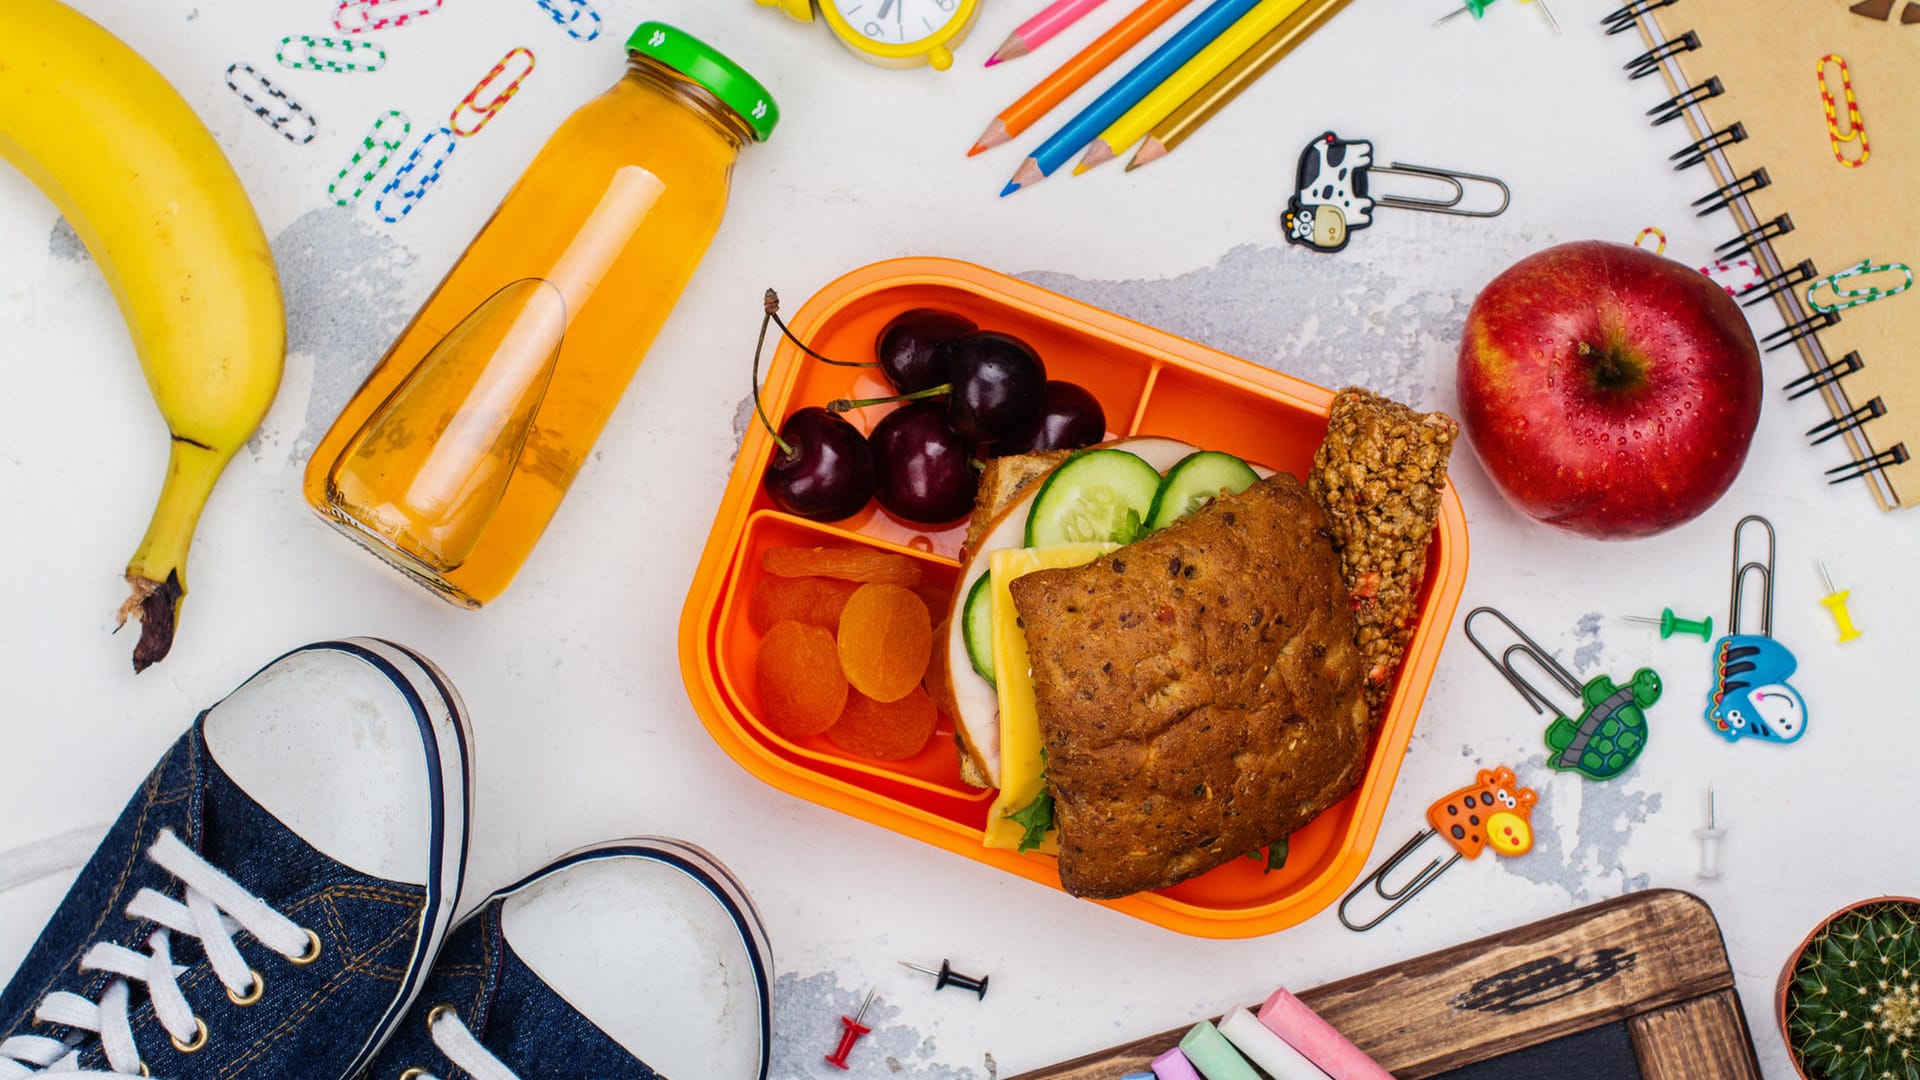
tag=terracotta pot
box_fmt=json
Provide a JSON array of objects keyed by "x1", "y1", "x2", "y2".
[{"x1": 1775, "y1": 895, "x2": 1920, "y2": 1080}]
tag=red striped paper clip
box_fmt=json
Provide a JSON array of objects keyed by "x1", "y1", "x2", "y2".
[
  {"x1": 334, "y1": 0, "x2": 444, "y2": 34},
  {"x1": 374, "y1": 126, "x2": 459, "y2": 223},
  {"x1": 1699, "y1": 256, "x2": 1762, "y2": 297},
  {"x1": 1817, "y1": 54, "x2": 1869, "y2": 168},
  {"x1": 534, "y1": 0, "x2": 602, "y2": 41},
  {"x1": 1634, "y1": 227, "x2": 1667, "y2": 255},
  {"x1": 330, "y1": 110, "x2": 412, "y2": 206},
  {"x1": 225, "y1": 63, "x2": 317, "y2": 145},
  {"x1": 450, "y1": 48, "x2": 536, "y2": 137},
  {"x1": 278, "y1": 35, "x2": 388, "y2": 73}
]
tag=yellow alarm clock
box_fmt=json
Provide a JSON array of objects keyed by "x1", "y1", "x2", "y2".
[{"x1": 756, "y1": 0, "x2": 981, "y2": 71}]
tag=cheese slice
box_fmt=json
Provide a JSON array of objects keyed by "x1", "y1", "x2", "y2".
[{"x1": 983, "y1": 543, "x2": 1116, "y2": 852}]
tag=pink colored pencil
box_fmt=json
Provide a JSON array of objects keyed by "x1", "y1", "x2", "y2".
[
  {"x1": 988, "y1": 0, "x2": 1114, "y2": 65},
  {"x1": 1257, "y1": 989, "x2": 1392, "y2": 1080}
]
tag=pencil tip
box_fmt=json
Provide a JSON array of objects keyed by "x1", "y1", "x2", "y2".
[
  {"x1": 984, "y1": 55, "x2": 1001, "y2": 68},
  {"x1": 968, "y1": 143, "x2": 986, "y2": 157},
  {"x1": 1131, "y1": 139, "x2": 1167, "y2": 170},
  {"x1": 1071, "y1": 163, "x2": 1088, "y2": 176},
  {"x1": 971, "y1": 119, "x2": 1010, "y2": 155},
  {"x1": 989, "y1": 35, "x2": 1028, "y2": 65},
  {"x1": 1000, "y1": 181, "x2": 1019, "y2": 198}
]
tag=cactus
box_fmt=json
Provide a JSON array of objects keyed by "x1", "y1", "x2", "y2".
[{"x1": 1785, "y1": 901, "x2": 1920, "y2": 1079}]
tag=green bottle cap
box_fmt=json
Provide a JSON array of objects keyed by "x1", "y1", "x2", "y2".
[{"x1": 625, "y1": 21, "x2": 779, "y2": 142}]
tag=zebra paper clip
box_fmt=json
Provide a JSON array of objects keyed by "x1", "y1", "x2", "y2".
[
  {"x1": 1465, "y1": 607, "x2": 1660, "y2": 781},
  {"x1": 1339, "y1": 766, "x2": 1537, "y2": 931},
  {"x1": 1705, "y1": 515, "x2": 1809, "y2": 744},
  {"x1": 1282, "y1": 131, "x2": 1511, "y2": 253}
]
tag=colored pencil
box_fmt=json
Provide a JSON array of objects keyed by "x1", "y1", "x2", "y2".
[
  {"x1": 970, "y1": 0, "x2": 1198, "y2": 156},
  {"x1": 1127, "y1": 0, "x2": 1355, "y2": 170},
  {"x1": 1000, "y1": 0, "x2": 1262, "y2": 196},
  {"x1": 988, "y1": 0, "x2": 1114, "y2": 66},
  {"x1": 1075, "y1": 0, "x2": 1307, "y2": 173}
]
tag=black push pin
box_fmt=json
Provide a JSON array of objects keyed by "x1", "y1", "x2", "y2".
[{"x1": 899, "y1": 959, "x2": 989, "y2": 1000}]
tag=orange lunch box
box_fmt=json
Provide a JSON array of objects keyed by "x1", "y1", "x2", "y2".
[{"x1": 677, "y1": 258, "x2": 1469, "y2": 938}]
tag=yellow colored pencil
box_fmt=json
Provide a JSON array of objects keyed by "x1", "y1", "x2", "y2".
[
  {"x1": 1073, "y1": 0, "x2": 1309, "y2": 173},
  {"x1": 1128, "y1": 0, "x2": 1355, "y2": 170}
]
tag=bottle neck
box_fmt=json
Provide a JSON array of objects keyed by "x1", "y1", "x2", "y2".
[{"x1": 623, "y1": 55, "x2": 756, "y2": 151}]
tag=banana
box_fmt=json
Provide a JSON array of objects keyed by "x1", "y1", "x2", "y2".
[{"x1": 0, "y1": 0, "x2": 285, "y2": 671}]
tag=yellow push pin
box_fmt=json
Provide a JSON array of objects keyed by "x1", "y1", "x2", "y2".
[{"x1": 1818, "y1": 561, "x2": 1861, "y2": 643}]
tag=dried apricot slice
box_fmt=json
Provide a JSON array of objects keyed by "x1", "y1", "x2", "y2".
[
  {"x1": 755, "y1": 620, "x2": 848, "y2": 739},
  {"x1": 748, "y1": 575, "x2": 861, "y2": 633},
  {"x1": 828, "y1": 687, "x2": 939, "y2": 761},
  {"x1": 837, "y1": 583, "x2": 932, "y2": 703},
  {"x1": 763, "y1": 545, "x2": 923, "y2": 586}
]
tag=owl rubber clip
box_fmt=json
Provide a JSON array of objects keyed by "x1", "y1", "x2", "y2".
[
  {"x1": 1339, "y1": 766, "x2": 1538, "y2": 931},
  {"x1": 1282, "y1": 131, "x2": 1511, "y2": 253},
  {"x1": 1706, "y1": 515, "x2": 1810, "y2": 745}
]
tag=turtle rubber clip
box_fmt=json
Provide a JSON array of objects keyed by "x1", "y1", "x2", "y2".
[
  {"x1": 825, "y1": 988, "x2": 876, "y2": 1070},
  {"x1": 901, "y1": 959, "x2": 989, "y2": 1000},
  {"x1": 1704, "y1": 516, "x2": 1809, "y2": 744},
  {"x1": 1465, "y1": 607, "x2": 1661, "y2": 781},
  {"x1": 1339, "y1": 766, "x2": 1538, "y2": 931}
]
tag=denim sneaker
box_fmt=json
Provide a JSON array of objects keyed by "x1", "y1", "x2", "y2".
[
  {"x1": 0, "y1": 639, "x2": 473, "y2": 1078},
  {"x1": 363, "y1": 839, "x2": 773, "y2": 1080}
]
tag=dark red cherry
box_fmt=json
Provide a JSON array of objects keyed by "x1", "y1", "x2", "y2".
[
  {"x1": 944, "y1": 331, "x2": 1046, "y2": 442},
  {"x1": 870, "y1": 402, "x2": 978, "y2": 524},
  {"x1": 990, "y1": 380, "x2": 1107, "y2": 455},
  {"x1": 876, "y1": 309, "x2": 977, "y2": 395},
  {"x1": 763, "y1": 407, "x2": 876, "y2": 521}
]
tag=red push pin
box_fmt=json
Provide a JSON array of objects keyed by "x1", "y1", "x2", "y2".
[{"x1": 825, "y1": 987, "x2": 877, "y2": 1070}]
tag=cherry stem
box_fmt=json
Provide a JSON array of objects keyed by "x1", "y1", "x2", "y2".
[
  {"x1": 752, "y1": 289, "x2": 793, "y2": 457},
  {"x1": 828, "y1": 384, "x2": 949, "y2": 413},
  {"x1": 768, "y1": 307, "x2": 872, "y2": 368}
]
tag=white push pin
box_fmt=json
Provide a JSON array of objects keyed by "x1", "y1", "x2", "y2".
[{"x1": 1695, "y1": 786, "x2": 1725, "y2": 879}]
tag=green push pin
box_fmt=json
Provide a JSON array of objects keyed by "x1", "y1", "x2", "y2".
[
  {"x1": 1623, "y1": 608, "x2": 1713, "y2": 641},
  {"x1": 1433, "y1": 0, "x2": 1560, "y2": 31}
]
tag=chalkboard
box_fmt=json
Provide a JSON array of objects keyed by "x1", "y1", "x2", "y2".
[
  {"x1": 1432, "y1": 1021, "x2": 1643, "y2": 1080},
  {"x1": 1012, "y1": 890, "x2": 1758, "y2": 1080}
]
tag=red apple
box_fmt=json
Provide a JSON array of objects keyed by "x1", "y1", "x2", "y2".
[{"x1": 1457, "y1": 241, "x2": 1762, "y2": 539}]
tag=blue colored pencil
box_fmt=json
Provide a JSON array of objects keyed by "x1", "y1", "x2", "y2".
[{"x1": 1000, "y1": 0, "x2": 1263, "y2": 196}]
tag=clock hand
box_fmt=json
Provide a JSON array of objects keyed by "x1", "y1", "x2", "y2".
[{"x1": 877, "y1": 0, "x2": 896, "y2": 17}]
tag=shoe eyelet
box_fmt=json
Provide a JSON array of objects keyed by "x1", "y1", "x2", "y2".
[
  {"x1": 170, "y1": 1017, "x2": 209, "y2": 1054},
  {"x1": 398, "y1": 1069, "x2": 432, "y2": 1080},
  {"x1": 290, "y1": 928, "x2": 322, "y2": 966},
  {"x1": 227, "y1": 970, "x2": 264, "y2": 1006},
  {"x1": 138, "y1": 1066, "x2": 149, "y2": 1078},
  {"x1": 425, "y1": 1003, "x2": 456, "y2": 1028}
]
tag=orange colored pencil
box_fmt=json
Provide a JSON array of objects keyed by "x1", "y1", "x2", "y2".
[{"x1": 969, "y1": 0, "x2": 1199, "y2": 157}]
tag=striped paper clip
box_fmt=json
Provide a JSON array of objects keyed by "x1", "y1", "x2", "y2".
[
  {"x1": 225, "y1": 63, "x2": 317, "y2": 145},
  {"x1": 1634, "y1": 227, "x2": 1668, "y2": 255},
  {"x1": 1817, "y1": 54, "x2": 1869, "y2": 168},
  {"x1": 334, "y1": 0, "x2": 444, "y2": 34},
  {"x1": 374, "y1": 126, "x2": 458, "y2": 223},
  {"x1": 330, "y1": 110, "x2": 412, "y2": 206},
  {"x1": 1806, "y1": 259, "x2": 1912, "y2": 313},
  {"x1": 450, "y1": 47, "x2": 536, "y2": 137},
  {"x1": 278, "y1": 35, "x2": 388, "y2": 73},
  {"x1": 1700, "y1": 256, "x2": 1762, "y2": 297},
  {"x1": 534, "y1": 0, "x2": 602, "y2": 41}
]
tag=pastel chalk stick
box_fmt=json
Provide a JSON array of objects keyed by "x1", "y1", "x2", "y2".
[
  {"x1": 1218, "y1": 1006, "x2": 1331, "y2": 1079},
  {"x1": 1124, "y1": 1074, "x2": 1158, "y2": 1080},
  {"x1": 1258, "y1": 987, "x2": 1394, "y2": 1080},
  {"x1": 1152, "y1": 1047, "x2": 1204, "y2": 1080},
  {"x1": 1178, "y1": 1021, "x2": 1263, "y2": 1080}
]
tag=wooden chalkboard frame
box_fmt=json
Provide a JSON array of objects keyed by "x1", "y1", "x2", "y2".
[{"x1": 1013, "y1": 889, "x2": 1762, "y2": 1079}]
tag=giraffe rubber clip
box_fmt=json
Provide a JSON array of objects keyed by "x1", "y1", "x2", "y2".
[
  {"x1": 1464, "y1": 607, "x2": 1661, "y2": 781},
  {"x1": 1705, "y1": 515, "x2": 1809, "y2": 744},
  {"x1": 1338, "y1": 767, "x2": 1538, "y2": 931},
  {"x1": 1283, "y1": 131, "x2": 1510, "y2": 253}
]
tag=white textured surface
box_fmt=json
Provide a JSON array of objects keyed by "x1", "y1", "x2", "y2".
[{"x1": 1, "y1": 1, "x2": 1912, "y2": 1076}]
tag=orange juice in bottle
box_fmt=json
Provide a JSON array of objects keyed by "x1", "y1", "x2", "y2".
[{"x1": 304, "y1": 22, "x2": 776, "y2": 606}]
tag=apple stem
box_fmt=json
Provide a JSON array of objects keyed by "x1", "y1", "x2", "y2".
[
  {"x1": 827, "y1": 384, "x2": 949, "y2": 413},
  {"x1": 752, "y1": 289, "x2": 794, "y2": 458}
]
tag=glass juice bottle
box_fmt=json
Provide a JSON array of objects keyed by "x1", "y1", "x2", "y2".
[{"x1": 304, "y1": 22, "x2": 777, "y2": 606}]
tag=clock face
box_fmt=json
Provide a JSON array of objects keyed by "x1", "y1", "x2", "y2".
[{"x1": 827, "y1": 0, "x2": 961, "y2": 45}]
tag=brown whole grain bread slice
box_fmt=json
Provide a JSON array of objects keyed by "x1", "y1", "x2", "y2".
[
  {"x1": 1008, "y1": 475, "x2": 1369, "y2": 900},
  {"x1": 1307, "y1": 387, "x2": 1459, "y2": 717}
]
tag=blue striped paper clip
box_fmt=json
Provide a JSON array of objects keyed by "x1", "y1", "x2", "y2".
[
  {"x1": 374, "y1": 126, "x2": 458, "y2": 223},
  {"x1": 534, "y1": 0, "x2": 602, "y2": 41}
]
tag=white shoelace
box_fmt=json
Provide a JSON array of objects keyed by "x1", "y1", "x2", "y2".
[
  {"x1": 0, "y1": 828, "x2": 314, "y2": 1079},
  {"x1": 420, "y1": 1007, "x2": 519, "y2": 1080}
]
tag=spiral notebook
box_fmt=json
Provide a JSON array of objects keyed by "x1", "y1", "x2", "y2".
[{"x1": 1605, "y1": 0, "x2": 1919, "y2": 509}]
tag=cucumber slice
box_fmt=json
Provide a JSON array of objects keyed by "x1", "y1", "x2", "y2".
[
  {"x1": 1023, "y1": 449, "x2": 1163, "y2": 547},
  {"x1": 962, "y1": 572, "x2": 996, "y2": 687},
  {"x1": 1146, "y1": 451, "x2": 1260, "y2": 531}
]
